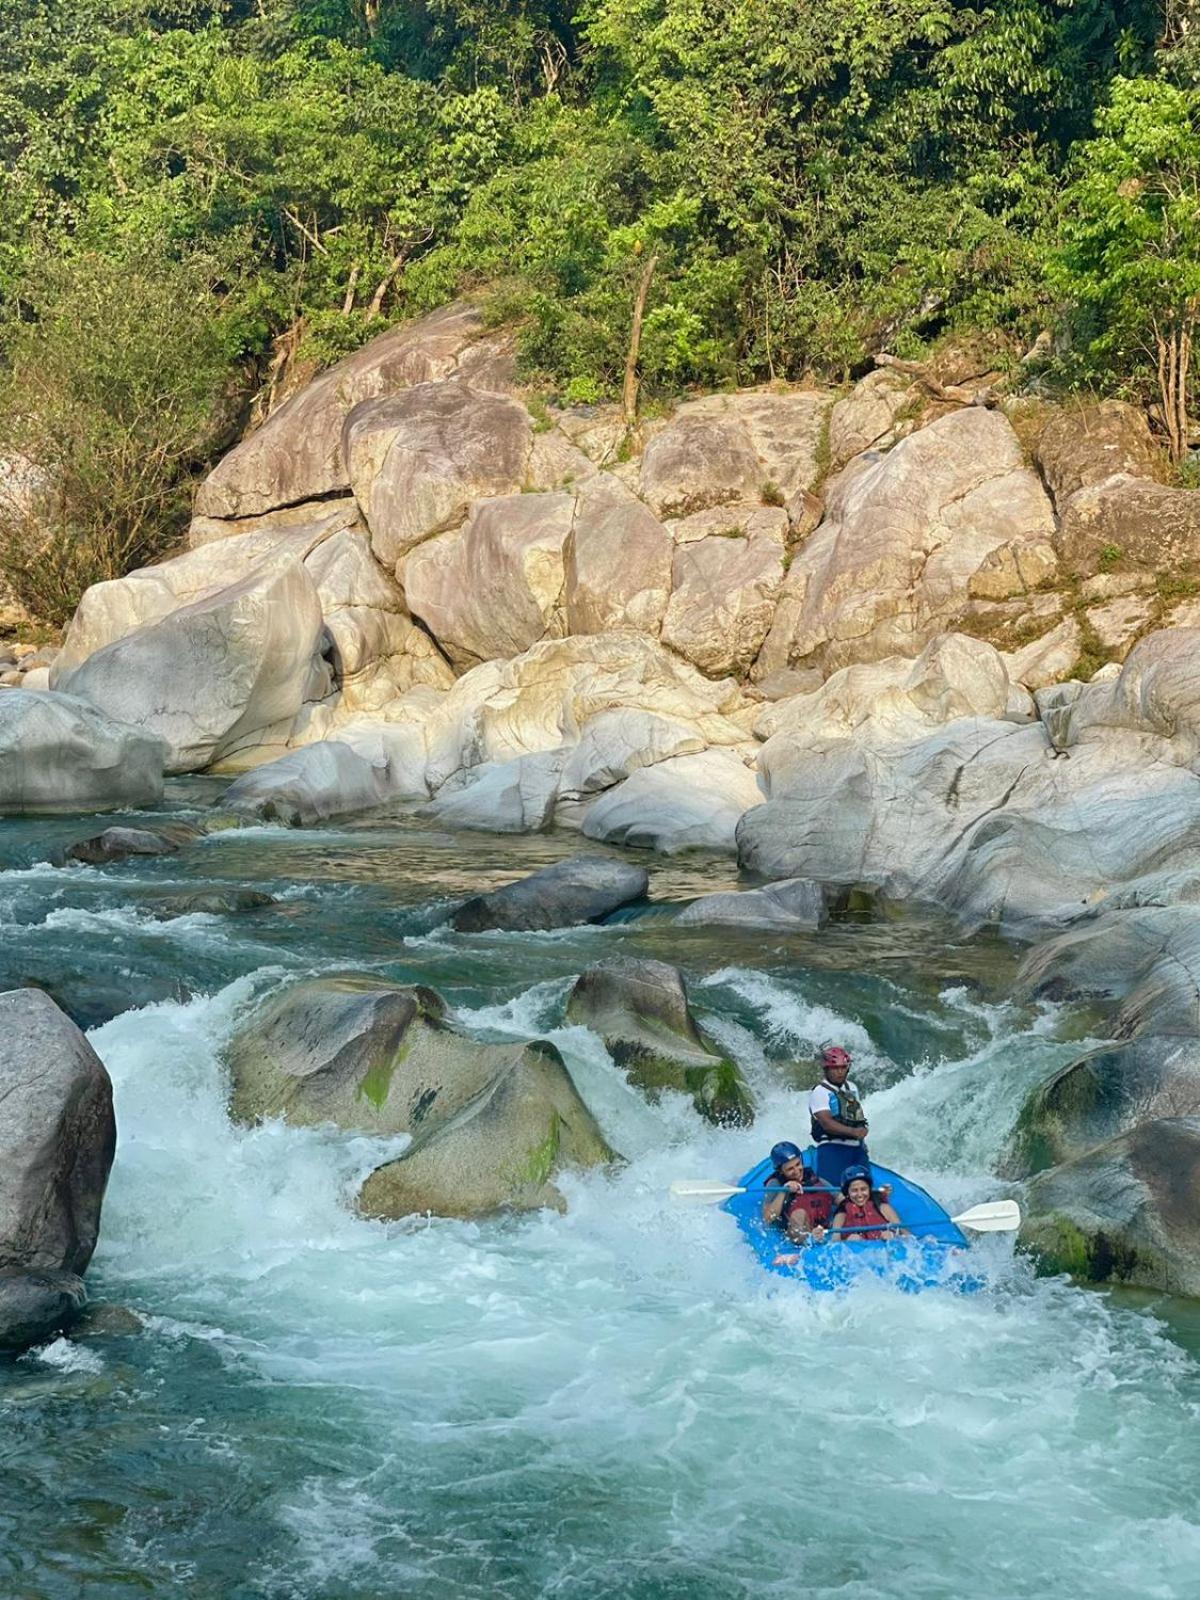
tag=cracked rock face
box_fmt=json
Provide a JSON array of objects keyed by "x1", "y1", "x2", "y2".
[{"x1": 756, "y1": 408, "x2": 1056, "y2": 676}]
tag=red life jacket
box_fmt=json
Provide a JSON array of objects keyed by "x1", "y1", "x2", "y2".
[
  {"x1": 840, "y1": 1197, "x2": 890, "y2": 1240},
  {"x1": 767, "y1": 1172, "x2": 835, "y2": 1230}
]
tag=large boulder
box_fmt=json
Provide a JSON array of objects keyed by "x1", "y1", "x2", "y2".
[
  {"x1": 0, "y1": 690, "x2": 165, "y2": 815},
  {"x1": 221, "y1": 739, "x2": 393, "y2": 826},
  {"x1": 754, "y1": 408, "x2": 1057, "y2": 675},
  {"x1": 1046, "y1": 628, "x2": 1200, "y2": 769},
  {"x1": 65, "y1": 823, "x2": 202, "y2": 865},
  {"x1": 827, "y1": 369, "x2": 918, "y2": 471},
  {"x1": 424, "y1": 750, "x2": 565, "y2": 834},
  {"x1": 357, "y1": 1039, "x2": 615, "y2": 1219},
  {"x1": 450, "y1": 856, "x2": 649, "y2": 933},
  {"x1": 1020, "y1": 1117, "x2": 1200, "y2": 1296},
  {"x1": 194, "y1": 303, "x2": 501, "y2": 520},
  {"x1": 565, "y1": 958, "x2": 753, "y2": 1125},
  {"x1": 582, "y1": 748, "x2": 762, "y2": 854},
  {"x1": 345, "y1": 379, "x2": 533, "y2": 569},
  {"x1": 55, "y1": 560, "x2": 326, "y2": 773},
  {"x1": 1034, "y1": 401, "x2": 1158, "y2": 509},
  {"x1": 229, "y1": 976, "x2": 527, "y2": 1137},
  {"x1": 563, "y1": 477, "x2": 673, "y2": 637},
  {"x1": 661, "y1": 507, "x2": 788, "y2": 678},
  {"x1": 1004, "y1": 1037, "x2": 1200, "y2": 1177},
  {"x1": 1057, "y1": 475, "x2": 1200, "y2": 578},
  {"x1": 0, "y1": 989, "x2": 115, "y2": 1280},
  {"x1": 640, "y1": 391, "x2": 830, "y2": 518},
  {"x1": 402, "y1": 492, "x2": 573, "y2": 667}
]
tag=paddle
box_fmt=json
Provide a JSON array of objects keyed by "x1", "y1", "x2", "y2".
[
  {"x1": 669, "y1": 1181, "x2": 1021, "y2": 1234},
  {"x1": 670, "y1": 1180, "x2": 833, "y2": 1202}
]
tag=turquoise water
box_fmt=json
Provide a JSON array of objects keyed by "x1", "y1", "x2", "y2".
[{"x1": 1, "y1": 786, "x2": 1198, "y2": 1599}]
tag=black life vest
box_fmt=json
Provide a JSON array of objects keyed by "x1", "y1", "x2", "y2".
[{"x1": 810, "y1": 1080, "x2": 867, "y2": 1144}]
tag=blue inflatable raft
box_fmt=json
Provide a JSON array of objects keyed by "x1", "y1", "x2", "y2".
[{"x1": 724, "y1": 1154, "x2": 984, "y2": 1294}]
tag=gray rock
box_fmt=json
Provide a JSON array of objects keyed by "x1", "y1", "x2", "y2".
[
  {"x1": 581, "y1": 749, "x2": 763, "y2": 854},
  {"x1": 1020, "y1": 1117, "x2": 1200, "y2": 1296},
  {"x1": 0, "y1": 1269, "x2": 87, "y2": 1353},
  {"x1": 144, "y1": 888, "x2": 276, "y2": 918},
  {"x1": 450, "y1": 856, "x2": 649, "y2": 933},
  {"x1": 426, "y1": 751, "x2": 565, "y2": 834},
  {"x1": 675, "y1": 877, "x2": 827, "y2": 931},
  {"x1": 56, "y1": 561, "x2": 326, "y2": 774},
  {"x1": 564, "y1": 479, "x2": 673, "y2": 637},
  {"x1": 1004, "y1": 1036, "x2": 1200, "y2": 1177},
  {"x1": 227, "y1": 976, "x2": 526, "y2": 1139},
  {"x1": 222, "y1": 739, "x2": 393, "y2": 826},
  {"x1": 0, "y1": 690, "x2": 165, "y2": 815},
  {"x1": 1034, "y1": 400, "x2": 1158, "y2": 508},
  {"x1": 357, "y1": 1038, "x2": 615, "y2": 1219},
  {"x1": 565, "y1": 957, "x2": 753, "y2": 1125},
  {"x1": 0, "y1": 989, "x2": 115, "y2": 1276},
  {"x1": 65, "y1": 823, "x2": 200, "y2": 866}
]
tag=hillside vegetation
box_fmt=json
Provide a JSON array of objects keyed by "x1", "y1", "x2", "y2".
[{"x1": 0, "y1": 0, "x2": 1197, "y2": 618}]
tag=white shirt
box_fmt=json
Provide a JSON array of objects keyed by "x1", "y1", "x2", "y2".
[{"x1": 808, "y1": 1079, "x2": 862, "y2": 1145}]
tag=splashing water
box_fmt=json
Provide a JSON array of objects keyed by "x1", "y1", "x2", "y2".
[{"x1": 0, "y1": 805, "x2": 1197, "y2": 1598}]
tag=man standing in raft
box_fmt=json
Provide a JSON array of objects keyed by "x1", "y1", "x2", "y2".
[{"x1": 807, "y1": 1045, "x2": 870, "y2": 1189}]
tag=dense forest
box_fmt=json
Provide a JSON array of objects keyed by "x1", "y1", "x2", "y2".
[{"x1": 1, "y1": 0, "x2": 1198, "y2": 618}]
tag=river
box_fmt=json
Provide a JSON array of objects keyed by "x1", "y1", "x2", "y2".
[{"x1": 2, "y1": 784, "x2": 1198, "y2": 1599}]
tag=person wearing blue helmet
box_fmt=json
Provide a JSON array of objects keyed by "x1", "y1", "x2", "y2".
[
  {"x1": 761, "y1": 1141, "x2": 839, "y2": 1241},
  {"x1": 831, "y1": 1165, "x2": 904, "y2": 1240}
]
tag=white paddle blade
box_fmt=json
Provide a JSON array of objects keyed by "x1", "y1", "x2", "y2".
[
  {"x1": 669, "y1": 1179, "x2": 746, "y2": 1204},
  {"x1": 952, "y1": 1199, "x2": 1021, "y2": 1233}
]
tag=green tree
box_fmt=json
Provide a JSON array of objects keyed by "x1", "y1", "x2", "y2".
[{"x1": 1057, "y1": 74, "x2": 1200, "y2": 461}]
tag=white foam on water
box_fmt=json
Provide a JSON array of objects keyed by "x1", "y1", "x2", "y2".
[
  {"x1": 36, "y1": 955, "x2": 1198, "y2": 1599},
  {"x1": 23, "y1": 1336, "x2": 106, "y2": 1376}
]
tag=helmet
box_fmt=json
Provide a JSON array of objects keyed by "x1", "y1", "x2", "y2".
[
  {"x1": 821, "y1": 1045, "x2": 852, "y2": 1068},
  {"x1": 770, "y1": 1141, "x2": 804, "y2": 1171},
  {"x1": 841, "y1": 1164, "x2": 872, "y2": 1190}
]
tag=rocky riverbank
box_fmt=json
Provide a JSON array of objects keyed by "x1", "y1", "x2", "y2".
[{"x1": 4, "y1": 299, "x2": 1200, "y2": 1305}]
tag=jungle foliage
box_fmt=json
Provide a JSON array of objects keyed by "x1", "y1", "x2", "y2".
[{"x1": 0, "y1": 2, "x2": 1197, "y2": 616}]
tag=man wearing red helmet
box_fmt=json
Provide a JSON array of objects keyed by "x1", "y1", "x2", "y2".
[{"x1": 807, "y1": 1045, "x2": 870, "y2": 1189}]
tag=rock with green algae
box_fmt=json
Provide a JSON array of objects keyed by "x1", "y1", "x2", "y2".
[
  {"x1": 1019, "y1": 1116, "x2": 1200, "y2": 1297},
  {"x1": 565, "y1": 956, "x2": 754, "y2": 1127},
  {"x1": 1003, "y1": 1036, "x2": 1200, "y2": 1179},
  {"x1": 358, "y1": 1040, "x2": 616, "y2": 1220}
]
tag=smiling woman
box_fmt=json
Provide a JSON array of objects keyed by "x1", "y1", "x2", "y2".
[{"x1": 0, "y1": 800, "x2": 1198, "y2": 1598}]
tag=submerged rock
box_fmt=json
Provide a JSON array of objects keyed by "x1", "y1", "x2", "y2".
[
  {"x1": 1020, "y1": 1117, "x2": 1200, "y2": 1297},
  {"x1": 144, "y1": 888, "x2": 276, "y2": 918},
  {"x1": 565, "y1": 957, "x2": 754, "y2": 1126},
  {"x1": 675, "y1": 877, "x2": 827, "y2": 932},
  {"x1": 450, "y1": 856, "x2": 649, "y2": 933},
  {"x1": 65, "y1": 823, "x2": 201, "y2": 866},
  {"x1": 0, "y1": 1268, "x2": 87, "y2": 1354},
  {"x1": 0, "y1": 690, "x2": 165, "y2": 815},
  {"x1": 0, "y1": 990, "x2": 115, "y2": 1286},
  {"x1": 357, "y1": 1039, "x2": 615, "y2": 1219}
]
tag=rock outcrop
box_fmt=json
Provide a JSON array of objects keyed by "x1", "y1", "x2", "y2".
[
  {"x1": 675, "y1": 877, "x2": 827, "y2": 931},
  {"x1": 0, "y1": 690, "x2": 165, "y2": 815},
  {"x1": 358, "y1": 1039, "x2": 615, "y2": 1220},
  {"x1": 565, "y1": 957, "x2": 753, "y2": 1125},
  {"x1": 1020, "y1": 1117, "x2": 1200, "y2": 1297},
  {"x1": 0, "y1": 990, "x2": 116, "y2": 1352}
]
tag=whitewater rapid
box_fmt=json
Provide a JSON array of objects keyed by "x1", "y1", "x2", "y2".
[{"x1": 2, "y1": 806, "x2": 1199, "y2": 1599}]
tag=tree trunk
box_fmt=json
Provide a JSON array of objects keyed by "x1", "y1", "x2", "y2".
[
  {"x1": 622, "y1": 252, "x2": 658, "y2": 426},
  {"x1": 1156, "y1": 318, "x2": 1193, "y2": 463}
]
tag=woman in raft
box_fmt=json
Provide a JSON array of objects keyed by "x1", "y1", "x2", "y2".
[{"x1": 830, "y1": 1165, "x2": 906, "y2": 1241}]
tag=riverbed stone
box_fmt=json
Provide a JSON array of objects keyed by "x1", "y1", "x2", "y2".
[
  {"x1": 194, "y1": 302, "x2": 494, "y2": 520},
  {"x1": 1020, "y1": 1116, "x2": 1200, "y2": 1296},
  {"x1": 581, "y1": 748, "x2": 763, "y2": 854},
  {"x1": 565, "y1": 957, "x2": 753, "y2": 1125},
  {"x1": 0, "y1": 690, "x2": 165, "y2": 815},
  {"x1": 65, "y1": 824, "x2": 201, "y2": 866},
  {"x1": 56, "y1": 561, "x2": 326, "y2": 774},
  {"x1": 357, "y1": 1039, "x2": 615, "y2": 1219},
  {"x1": 425, "y1": 750, "x2": 565, "y2": 834},
  {"x1": 402, "y1": 491, "x2": 573, "y2": 667},
  {"x1": 1004, "y1": 1037, "x2": 1200, "y2": 1178},
  {"x1": 675, "y1": 877, "x2": 827, "y2": 932},
  {"x1": 346, "y1": 379, "x2": 533, "y2": 569},
  {"x1": 221, "y1": 739, "x2": 394, "y2": 826},
  {"x1": 0, "y1": 989, "x2": 115, "y2": 1279},
  {"x1": 227, "y1": 976, "x2": 530, "y2": 1138},
  {"x1": 0, "y1": 1269, "x2": 87, "y2": 1354},
  {"x1": 450, "y1": 855, "x2": 649, "y2": 933}
]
